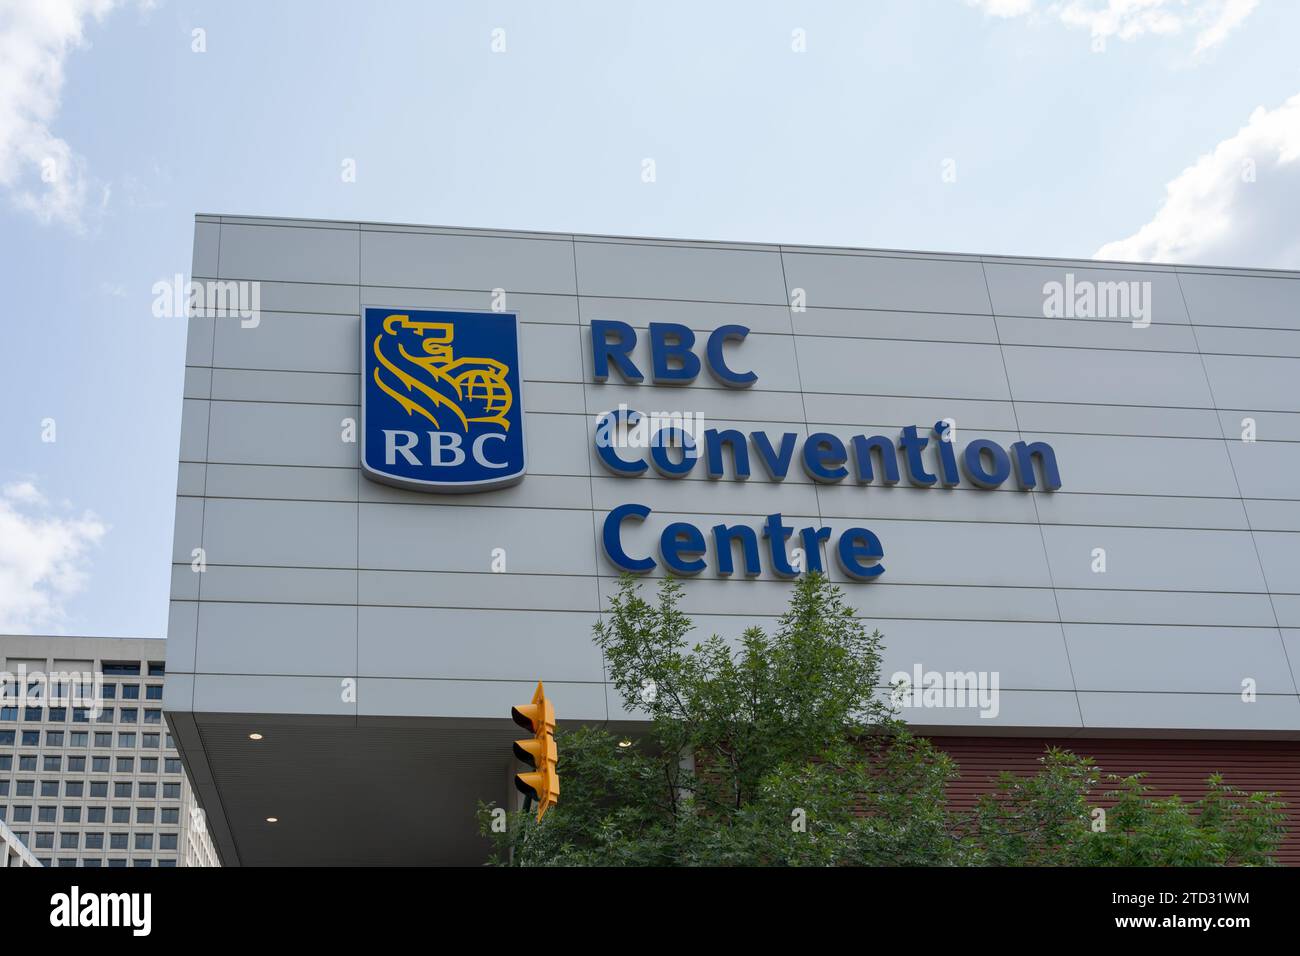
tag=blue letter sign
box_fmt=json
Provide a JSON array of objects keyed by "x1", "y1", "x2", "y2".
[{"x1": 361, "y1": 306, "x2": 526, "y2": 491}]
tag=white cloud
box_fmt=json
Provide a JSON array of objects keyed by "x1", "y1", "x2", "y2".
[
  {"x1": 965, "y1": 0, "x2": 1258, "y2": 53},
  {"x1": 1096, "y1": 92, "x2": 1300, "y2": 267},
  {"x1": 0, "y1": 481, "x2": 106, "y2": 632},
  {"x1": 0, "y1": 0, "x2": 122, "y2": 230}
]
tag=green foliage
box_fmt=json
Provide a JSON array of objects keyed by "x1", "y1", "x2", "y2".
[{"x1": 480, "y1": 573, "x2": 1287, "y2": 867}]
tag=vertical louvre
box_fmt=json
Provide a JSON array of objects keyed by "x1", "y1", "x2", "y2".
[{"x1": 931, "y1": 737, "x2": 1300, "y2": 866}]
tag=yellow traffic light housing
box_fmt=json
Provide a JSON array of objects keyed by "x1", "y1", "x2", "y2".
[{"x1": 512, "y1": 681, "x2": 559, "y2": 821}]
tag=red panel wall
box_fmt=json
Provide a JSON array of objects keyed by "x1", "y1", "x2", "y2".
[{"x1": 930, "y1": 737, "x2": 1300, "y2": 866}]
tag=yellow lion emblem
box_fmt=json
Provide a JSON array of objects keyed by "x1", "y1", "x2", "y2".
[{"x1": 371, "y1": 314, "x2": 513, "y2": 431}]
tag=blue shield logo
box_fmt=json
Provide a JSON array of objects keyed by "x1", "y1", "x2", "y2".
[{"x1": 361, "y1": 307, "x2": 526, "y2": 491}]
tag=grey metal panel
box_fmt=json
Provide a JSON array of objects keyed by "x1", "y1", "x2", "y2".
[
  {"x1": 359, "y1": 570, "x2": 598, "y2": 612},
  {"x1": 896, "y1": 690, "x2": 1083, "y2": 731},
  {"x1": 183, "y1": 366, "x2": 211, "y2": 399},
  {"x1": 588, "y1": 382, "x2": 807, "y2": 426},
  {"x1": 801, "y1": 393, "x2": 1019, "y2": 432},
  {"x1": 1193, "y1": 325, "x2": 1300, "y2": 358},
  {"x1": 214, "y1": 312, "x2": 358, "y2": 374},
  {"x1": 1076, "y1": 691, "x2": 1300, "y2": 732},
  {"x1": 171, "y1": 497, "x2": 203, "y2": 563},
  {"x1": 358, "y1": 607, "x2": 604, "y2": 681},
  {"x1": 179, "y1": 399, "x2": 210, "y2": 462},
  {"x1": 192, "y1": 675, "x2": 355, "y2": 716},
  {"x1": 590, "y1": 473, "x2": 821, "y2": 516},
  {"x1": 1282, "y1": 631, "x2": 1300, "y2": 689},
  {"x1": 359, "y1": 230, "x2": 577, "y2": 294},
  {"x1": 875, "y1": 619, "x2": 1076, "y2": 690},
  {"x1": 1065, "y1": 624, "x2": 1296, "y2": 694},
  {"x1": 1227, "y1": 441, "x2": 1300, "y2": 500},
  {"x1": 794, "y1": 336, "x2": 1012, "y2": 400},
  {"x1": 217, "y1": 223, "x2": 359, "y2": 285},
  {"x1": 1218, "y1": 409, "x2": 1300, "y2": 442},
  {"x1": 255, "y1": 280, "x2": 360, "y2": 315},
  {"x1": 201, "y1": 498, "x2": 358, "y2": 569},
  {"x1": 815, "y1": 483, "x2": 1038, "y2": 525},
  {"x1": 1244, "y1": 499, "x2": 1300, "y2": 533},
  {"x1": 520, "y1": 322, "x2": 585, "y2": 382},
  {"x1": 355, "y1": 677, "x2": 606, "y2": 720},
  {"x1": 1042, "y1": 525, "x2": 1268, "y2": 592},
  {"x1": 161, "y1": 673, "x2": 194, "y2": 715},
  {"x1": 1252, "y1": 531, "x2": 1300, "y2": 594},
  {"x1": 185, "y1": 315, "x2": 215, "y2": 367},
  {"x1": 983, "y1": 261, "x2": 1189, "y2": 323},
  {"x1": 193, "y1": 566, "x2": 359, "y2": 606},
  {"x1": 794, "y1": 307, "x2": 998, "y2": 344},
  {"x1": 1034, "y1": 433, "x2": 1238, "y2": 498},
  {"x1": 360, "y1": 472, "x2": 592, "y2": 510},
  {"x1": 995, "y1": 315, "x2": 1196, "y2": 352},
  {"x1": 207, "y1": 401, "x2": 355, "y2": 468},
  {"x1": 575, "y1": 240, "x2": 787, "y2": 303},
  {"x1": 361, "y1": 287, "x2": 579, "y2": 325},
  {"x1": 1179, "y1": 270, "x2": 1300, "y2": 330},
  {"x1": 1033, "y1": 493, "x2": 1249, "y2": 531},
  {"x1": 1055, "y1": 589, "x2": 1279, "y2": 628},
  {"x1": 170, "y1": 564, "x2": 199, "y2": 601},
  {"x1": 781, "y1": 252, "x2": 990, "y2": 314},
  {"x1": 1276, "y1": 600, "x2": 1300, "y2": 628},
  {"x1": 1014, "y1": 401, "x2": 1222, "y2": 439},
  {"x1": 192, "y1": 221, "x2": 220, "y2": 279},
  {"x1": 206, "y1": 463, "x2": 358, "y2": 503},
  {"x1": 210, "y1": 369, "x2": 356, "y2": 405},
  {"x1": 177, "y1": 462, "x2": 205, "y2": 497},
  {"x1": 166, "y1": 601, "x2": 198, "y2": 673},
  {"x1": 1202, "y1": 354, "x2": 1300, "y2": 412},
  {"x1": 358, "y1": 502, "x2": 597, "y2": 575},
  {"x1": 196, "y1": 602, "x2": 357, "y2": 676},
  {"x1": 1002, "y1": 345, "x2": 1214, "y2": 407}
]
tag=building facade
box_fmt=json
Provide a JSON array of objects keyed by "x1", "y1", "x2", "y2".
[
  {"x1": 1, "y1": 817, "x2": 38, "y2": 868},
  {"x1": 166, "y1": 214, "x2": 1300, "y2": 865},
  {"x1": 0, "y1": 635, "x2": 218, "y2": 867}
]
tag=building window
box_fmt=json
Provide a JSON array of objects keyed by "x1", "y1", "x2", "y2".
[
  {"x1": 35, "y1": 832, "x2": 53, "y2": 849},
  {"x1": 121, "y1": 684, "x2": 140, "y2": 700},
  {"x1": 85, "y1": 833, "x2": 104, "y2": 849},
  {"x1": 60, "y1": 833, "x2": 78, "y2": 849},
  {"x1": 116, "y1": 757, "x2": 134, "y2": 773},
  {"x1": 0, "y1": 781, "x2": 7, "y2": 797},
  {"x1": 163, "y1": 783, "x2": 180, "y2": 799},
  {"x1": 113, "y1": 782, "x2": 132, "y2": 798},
  {"x1": 58, "y1": 859, "x2": 77, "y2": 867},
  {"x1": 0, "y1": 730, "x2": 13, "y2": 745},
  {"x1": 89, "y1": 780, "x2": 108, "y2": 798},
  {"x1": 40, "y1": 781, "x2": 58, "y2": 797},
  {"x1": 139, "y1": 782, "x2": 157, "y2": 798},
  {"x1": 143, "y1": 709, "x2": 161, "y2": 725},
  {"x1": 143, "y1": 733, "x2": 160, "y2": 749},
  {"x1": 87, "y1": 807, "x2": 105, "y2": 823},
  {"x1": 18, "y1": 755, "x2": 36, "y2": 771},
  {"x1": 83, "y1": 860, "x2": 102, "y2": 868},
  {"x1": 159, "y1": 834, "x2": 178, "y2": 850},
  {"x1": 94, "y1": 733, "x2": 111, "y2": 747},
  {"x1": 65, "y1": 782, "x2": 84, "y2": 798},
  {"x1": 37, "y1": 806, "x2": 56, "y2": 823},
  {"x1": 70, "y1": 732, "x2": 88, "y2": 747},
  {"x1": 165, "y1": 758, "x2": 181, "y2": 774},
  {"x1": 160, "y1": 808, "x2": 179, "y2": 824},
  {"x1": 134, "y1": 833, "x2": 153, "y2": 850},
  {"x1": 137, "y1": 808, "x2": 155, "y2": 824},
  {"x1": 11, "y1": 806, "x2": 31, "y2": 823},
  {"x1": 62, "y1": 806, "x2": 81, "y2": 823},
  {"x1": 0, "y1": 756, "x2": 10, "y2": 771},
  {"x1": 158, "y1": 859, "x2": 176, "y2": 867},
  {"x1": 117, "y1": 733, "x2": 136, "y2": 748},
  {"x1": 140, "y1": 758, "x2": 158, "y2": 774},
  {"x1": 42, "y1": 756, "x2": 61, "y2": 772},
  {"x1": 109, "y1": 833, "x2": 128, "y2": 850},
  {"x1": 102, "y1": 663, "x2": 140, "y2": 676},
  {"x1": 67, "y1": 757, "x2": 85, "y2": 772},
  {"x1": 16, "y1": 780, "x2": 33, "y2": 797},
  {"x1": 111, "y1": 807, "x2": 129, "y2": 823},
  {"x1": 92, "y1": 757, "x2": 109, "y2": 773},
  {"x1": 119, "y1": 709, "x2": 138, "y2": 724},
  {"x1": 23, "y1": 708, "x2": 42, "y2": 721},
  {"x1": 47, "y1": 708, "x2": 66, "y2": 721},
  {"x1": 107, "y1": 859, "x2": 126, "y2": 868},
  {"x1": 72, "y1": 708, "x2": 89, "y2": 723},
  {"x1": 96, "y1": 708, "x2": 114, "y2": 724},
  {"x1": 21, "y1": 731, "x2": 39, "y2": 746},
  {"x1": 145, "y1": 685, "x2": 163, "y2": 700},
  {"x1": 0, "y1": 707, "x2": 17, "y2": 721},
  {"x1": 45, "y1": 731, "x2": 64, "y2": 746},
  {"x1": 148, "y1": 663, "x2": 165, "y2": 677},
  {"x1": 102, "y1": 684, "x2": 117, "y2": 700}
]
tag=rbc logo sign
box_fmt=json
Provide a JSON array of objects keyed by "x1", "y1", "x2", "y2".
[{"x1": 360, "y1": 307, "x2": 526, "y2": 491}]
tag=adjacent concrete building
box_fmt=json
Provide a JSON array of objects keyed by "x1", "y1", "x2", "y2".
[
  {"x1": 167, "y1": 214, "x2": 1300, "y2": 865},
  {"x1": 1, "y1": 635, "x2": 217, "y2": 867}
]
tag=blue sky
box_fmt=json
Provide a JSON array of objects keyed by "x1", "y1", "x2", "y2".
[{"x1": 1, "y1": 0, "x2": 1298, "y2": 637}]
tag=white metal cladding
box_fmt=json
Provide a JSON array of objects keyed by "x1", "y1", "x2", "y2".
[{"x1": 167, "y1": 215, "x2": 1300, "y2": 737}]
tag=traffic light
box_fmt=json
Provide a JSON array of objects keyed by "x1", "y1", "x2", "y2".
[{"x1": 511, "y1": 681, "x2": 559, "y2": 821}]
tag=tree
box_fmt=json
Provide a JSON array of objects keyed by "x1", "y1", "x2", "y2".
[{"x1": 480, "y1": 573, "x2": 1286, "y2": 866}]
